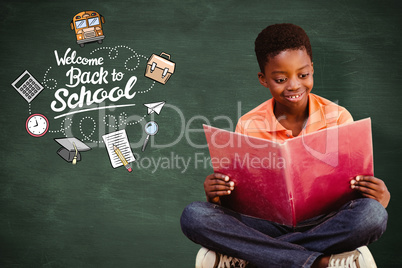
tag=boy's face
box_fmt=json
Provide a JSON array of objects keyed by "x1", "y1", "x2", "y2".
[{"x1": 258, "y1": 49, "x2": 314, "y2": 112}]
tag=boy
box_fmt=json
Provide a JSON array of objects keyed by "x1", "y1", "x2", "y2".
[{"x1": 180, "y1": 24, "x2": 390, "y2": 268}]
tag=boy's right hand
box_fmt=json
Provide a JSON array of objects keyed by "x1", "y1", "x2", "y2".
[{"x1": 204, "y1": 173, "x2": 235, "y2": 204}]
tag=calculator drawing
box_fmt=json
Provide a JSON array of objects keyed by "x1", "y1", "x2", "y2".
[{"x1": 12, "y1": 70, "x2": 44, "y2": 103}]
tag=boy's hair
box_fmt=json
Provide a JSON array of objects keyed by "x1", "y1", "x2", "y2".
[{"x1": 255, "y1": 23, "x2": 313, "y2": 73}]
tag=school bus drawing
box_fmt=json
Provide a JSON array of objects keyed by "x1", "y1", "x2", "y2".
[{"x1": 70, "y1": 11, "x2": 105, "y2": 47}]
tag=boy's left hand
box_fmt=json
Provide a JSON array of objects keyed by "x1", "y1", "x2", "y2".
[{"x1": 351, "y1": 176, "x2": 390, "y2": 208}]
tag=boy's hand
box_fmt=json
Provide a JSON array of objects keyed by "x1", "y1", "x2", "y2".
[
  {"x1": 204, "y1": 173, "x2": 235, "y2": 204},
  {"x1": 351, "y1": 175, "x2": 391, "y2": 208}
]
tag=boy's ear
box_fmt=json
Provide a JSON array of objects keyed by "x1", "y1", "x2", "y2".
[
  {"x1": 311, "y1": 62, "x2": 314, "y2": 74},
  {"x1": 258, "y1": 72, "x2": 269, "y2": 88}
]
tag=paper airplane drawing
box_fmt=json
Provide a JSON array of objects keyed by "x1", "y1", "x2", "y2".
[{"x1": 144, "y1": 101, "x2": 166, "y2": 115}]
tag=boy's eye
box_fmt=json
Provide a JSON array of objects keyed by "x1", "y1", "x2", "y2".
[
  {"x1": 299, "y1": 73, "x2": 310, "y2": 78},
  {"x1": 275, "y1": 78, "x2": 287, "y2": 83}
]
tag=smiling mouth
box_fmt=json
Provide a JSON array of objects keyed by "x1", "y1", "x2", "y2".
[{"x1": 284, "y1": 92, "x2": 305, "y2": 102}]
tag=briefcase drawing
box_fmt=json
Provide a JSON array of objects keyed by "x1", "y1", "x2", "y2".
[{"x1": 145, "y1": 52, "x2": 175, "y2": 84}]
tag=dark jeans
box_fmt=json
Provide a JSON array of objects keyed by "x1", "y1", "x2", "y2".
[{"x1": 180, "y1": 198, "x2": 387, "y2": 268}]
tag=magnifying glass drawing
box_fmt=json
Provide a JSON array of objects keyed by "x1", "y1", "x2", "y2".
[{"x1": 142, "y1": 121, "x2": 159, "y2": 152}]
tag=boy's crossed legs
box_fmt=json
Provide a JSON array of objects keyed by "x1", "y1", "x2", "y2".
[{"x1": 180, "y1": 198, "x2": 387, "y2": 268}]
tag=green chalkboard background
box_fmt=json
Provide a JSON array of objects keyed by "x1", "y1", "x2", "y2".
[{"x1": 1, "y1": 0, "x2": 401, "y2": 267}]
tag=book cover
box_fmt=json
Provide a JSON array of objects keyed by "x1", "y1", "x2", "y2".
[{"x1": 203, "y1": 118, "x2": 373, "y2": 226}]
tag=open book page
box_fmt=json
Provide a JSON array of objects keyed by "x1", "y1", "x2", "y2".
[
  {"x1": 286, "y1": 118, "x2": 373, "y2": 224},
  {"x1": 203, "y1": 125, "x2": 292, "y2": 224},
  {"x1": 203, "y1": 118, "x2": 373, "y2": 226}
]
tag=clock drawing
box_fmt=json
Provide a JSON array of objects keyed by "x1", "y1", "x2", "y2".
[{"x1": 26, "y1": 113, "x2": 49, "y2": 137}]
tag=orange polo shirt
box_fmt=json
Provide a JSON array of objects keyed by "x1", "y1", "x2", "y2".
[{"x1": 235, "y1": 93, "x2": 353, "y2": 143}]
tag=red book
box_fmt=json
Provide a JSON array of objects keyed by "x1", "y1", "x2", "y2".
[{"x1": 203, "y1": 118, "x2": 373, "y2": 227}]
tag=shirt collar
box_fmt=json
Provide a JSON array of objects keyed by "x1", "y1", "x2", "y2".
[{"x1": 265, "y1": 93, "x2": 327, "y2": 134}]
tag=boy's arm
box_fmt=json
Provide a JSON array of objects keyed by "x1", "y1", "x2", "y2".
[
  {"x1": 337, "y1": 108, "x2": 354, "y2": 125},
  {"x1": 351, "y1": 176, "x2": 391, "y2": 208}
]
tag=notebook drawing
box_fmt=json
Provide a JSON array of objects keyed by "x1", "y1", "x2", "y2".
[{"x1": 102, "y1": 129, "x2": 136, "y2": 168}]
